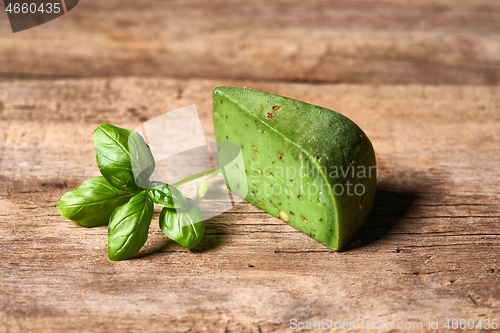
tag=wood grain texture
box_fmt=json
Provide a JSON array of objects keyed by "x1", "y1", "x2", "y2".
[
  {"x1": 1, "y1": 0, "x2": 500, "y2": 84},
  {"x1": 0, "y1": 78, "x2": 499, "y2": 332}
]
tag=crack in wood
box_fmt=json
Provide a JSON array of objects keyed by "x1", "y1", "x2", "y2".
[{"x1": 469, "y1": 294, "x2": 478, "y2": 306}]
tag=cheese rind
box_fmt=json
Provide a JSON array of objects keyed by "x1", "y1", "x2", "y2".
[{"x1": 213, "y1": 87, "x2": 376, "y2": 250}]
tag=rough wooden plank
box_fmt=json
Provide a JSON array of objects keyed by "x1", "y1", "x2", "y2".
[
  {"x1": 1, "y1": 0, "x2": 500, "y2": 84},
  {"x1": 0, "y1": 78, "x2": 499, "y2": 332}
]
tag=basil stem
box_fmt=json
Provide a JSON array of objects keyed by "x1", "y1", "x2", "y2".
[{"x1": 171, "y1": 168, "x2": 220, "y2": 188}]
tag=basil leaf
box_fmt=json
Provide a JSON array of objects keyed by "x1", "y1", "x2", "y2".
[
  {"x1": 94, "y1": 124, "x2": 155, "y2": 193},
  {"x1": 159, "y1": 198, "x2": 205, "y2": 250},
  {"x1": 147, "y1": 181, "x2": 187, "y2": 209},
  {"x1": 57, "y1": 176, "x2": 135, "y2": 227},
  {"x1": 108, "y1": 192, "x2": 154, "y2": 261}
]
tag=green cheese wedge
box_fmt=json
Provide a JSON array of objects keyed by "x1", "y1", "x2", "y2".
[{"x1": 213, "y1": 86, "x2": 377, "y2": 250}]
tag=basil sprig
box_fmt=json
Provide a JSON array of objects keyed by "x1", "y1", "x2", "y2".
[{"x1": 57, "y1": 124, "x2": 205, "y2": 261}]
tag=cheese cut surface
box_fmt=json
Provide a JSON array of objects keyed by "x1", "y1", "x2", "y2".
[{"x1": 213, "y1": 86, "x2": 376, "y2": 250}]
